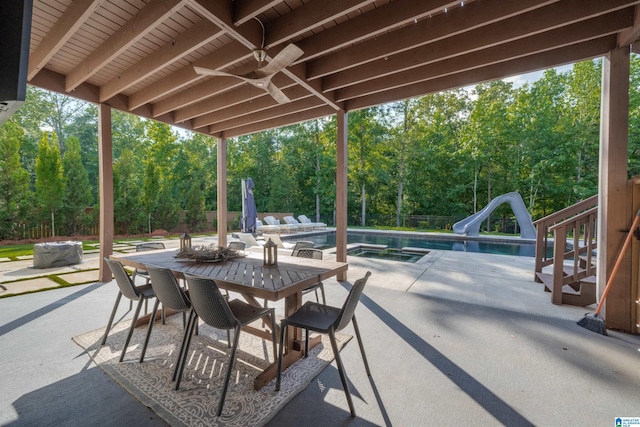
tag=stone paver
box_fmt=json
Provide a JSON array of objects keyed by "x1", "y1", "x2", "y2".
[{"x1": 0, "y1": 277, "x2": 60, "y2": 295}]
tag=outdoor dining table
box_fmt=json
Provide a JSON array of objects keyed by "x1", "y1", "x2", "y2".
[{"x1": 110, "y1": 247, "x2": 348, "y2": 389}]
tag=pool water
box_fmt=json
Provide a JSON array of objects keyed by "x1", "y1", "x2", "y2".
[
  {"x1": 346, "y1": 247, "x2": 424, "y2": 263},
  {"x1": 291, "y1": 231, "x2": 546, "y2": 258}
]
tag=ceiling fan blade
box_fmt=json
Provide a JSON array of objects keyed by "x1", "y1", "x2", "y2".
[
  {"x1": 266, "y1": 82, "x2": 291, "y2": 104},
  {"x1": 257, "y1": 44, "x2": 304, "y2": 77},
  {"x1": 193, "y1": 66, "x2": 238, "y2": 78}
]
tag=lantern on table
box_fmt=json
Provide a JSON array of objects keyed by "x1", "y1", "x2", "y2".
[
  {"x1": 263, "y1": 238, "x2": 278, "y2": 266},
  {"x1": 180, "y1": 232, "x2": 192, "y2": 250}
]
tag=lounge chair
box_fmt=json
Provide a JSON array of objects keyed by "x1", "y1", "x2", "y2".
[
  {"x1": 262, "y1": 233, "x2": 295, "y2": 249},
  {"x1": 256, "y1": 219, "x2": 279, "y2": 234},
  {"x1": 263, "y1": 216, "x2": 297, "y2": 234},
  {"x1": 236, "y1": 233, "x2": 265, "y2": 248},
  {"x1": 283, "y1": 215, "x2": 313, "y2": 231},
  {"x1": 298, "y1": 215, "x2": 327, "y2": 230}
]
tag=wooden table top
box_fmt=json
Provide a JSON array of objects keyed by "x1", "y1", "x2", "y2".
[{"x1": 110, "y1": 249, "x2": 348, "y2": 301}]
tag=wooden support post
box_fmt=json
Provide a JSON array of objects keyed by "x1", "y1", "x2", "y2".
[
  {"x1": 336, "y1": 110, "x2": 348, "y2": 281},
  {"x1": 98, "y1": 104, "x2": 114, "y2": 282},
  {"x1": 217, "y1": 137, "x2": 228, "y2": 248},
  {"x1": 598, "y1": 46, "x2": 631, "y2": 331}
]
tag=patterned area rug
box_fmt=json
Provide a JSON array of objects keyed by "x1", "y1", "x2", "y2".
[{"x1": 73, "y1": 314, "x2": 350, "y2": 426}]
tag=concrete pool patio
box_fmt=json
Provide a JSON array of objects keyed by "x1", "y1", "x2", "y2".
[{"x1": 1, "y1": 234, "x2": 639, "y2": 426}]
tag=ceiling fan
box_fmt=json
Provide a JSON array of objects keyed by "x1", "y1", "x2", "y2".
[{"x1": 193, "y1": 19, "x2": 303, "y2": 104}]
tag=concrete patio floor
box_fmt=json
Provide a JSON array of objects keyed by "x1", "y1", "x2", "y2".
[{"x1": 1, "y1": 235, "x2": 639, "y2": 426}]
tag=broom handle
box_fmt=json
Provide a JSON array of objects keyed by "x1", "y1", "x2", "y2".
[{"x1": 594, "y1": 209, "x2": 640, "y2": 316}]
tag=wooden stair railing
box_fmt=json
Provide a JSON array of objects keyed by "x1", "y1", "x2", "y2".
[
  {"x1": 533, "y1": 195, "x2": 598, "y2": 282},
  {"x1": 546, "y1": 207, "x2": 598, "y2": 305}
]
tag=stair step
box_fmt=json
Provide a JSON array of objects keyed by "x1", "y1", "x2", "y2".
[{"x1": 536, "y1": 272, "x2": 596, "y2": 306}]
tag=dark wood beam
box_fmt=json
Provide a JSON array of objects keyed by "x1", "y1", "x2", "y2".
[
  {"x1": 193, "y1": 85, "x2": 311, "y2": 129},
  {"x1": 65, "y1": 0, "x2": 186, "y2": 91},
  {"x1": 345, "y1": 36, "x2": 617, "y2": 112},
  {"x1": 209, "y1": 96, "x2": 322, "y2": 133},
  {"x1": 219, "y1": 105, "x2": 334, "y2": 138},
  {"x1": 28, "y1": 0, "x2": 105, "y2": 80},
  {"x1": 128, "y1": 41, "x2": 251, "y2": 110},
  {"x1": 308, "y1": 0, "x2": 560, "y2": 80},
  {"x1": 336, "y1": 11, "x2": 631, "y2": 102},
  {"x1": 322, "y1": 0, "x2": 636, "y2": 92}
]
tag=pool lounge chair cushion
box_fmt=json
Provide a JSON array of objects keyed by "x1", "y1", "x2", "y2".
[
  {"x1": 282, "y1": 216, "x2": 311, "y2": 231},
  {"x1": 263, "y1": 216, "x2": 297, "y2": 233},
  {"x1": 298, "y1": 215, "x2": 327, "y2": 229}
]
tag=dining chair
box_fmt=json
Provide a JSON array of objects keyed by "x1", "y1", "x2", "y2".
[
  {"x1": 291, "y1": 240, "x2": 314, "y2": 257},
  {"x1": 275, "y1": 271, "x2": 372, "y2": 417},
  {"x1": 178, "y1": 275, "x2": 278, "y2": 416},
  {"x1": 139, "y1": 266, "x2": 193, "y2": 365},
  {"x1": 101, "y1": 258, "x2": 157, "y2": 363},
  {"x1": 130, "y1": 242, "x2": 165, "y2": 311},
  {"x1": 227, "y1": 241, "x2": 246, "y2": 251},
  {"x1": 295, "y1": 248, "x2": 326, "y2": 304}
]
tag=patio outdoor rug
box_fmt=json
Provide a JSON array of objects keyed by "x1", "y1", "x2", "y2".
[{"x1": 73, "y1": 314, "x2": 350, "y2": 427}]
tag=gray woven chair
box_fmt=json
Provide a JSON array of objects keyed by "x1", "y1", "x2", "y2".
[
  {"x1": 227, "y1": 241, "x2": 246, "y2": 251},
  {"x1": 296, "y1": 248, "x2": 326, "y2": 304},
  {"x1": 291, "y1": 240, "x2": 314, "y2": 257},
  {"x1": 130, "y1": 242, "x2": 165, "y2": 311},
  {"x1": 178, "y1": 275, "x2": 277, "y2": 416},
  {"x1": 275, "y1": 271, "x2": 372, "y2": 417},
  {"x1": 101, "y1": 258, "x2": 157, "y2": 363},
  {"x1": 140, "y1": 266, "x2": 193, "y2": 365}
]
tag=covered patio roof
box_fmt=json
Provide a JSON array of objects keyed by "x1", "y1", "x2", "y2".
[
  {"x1": 23, "y1": 0, "x2": 640, "y2": 333},
  {"x1": 28, "y1": 0, "x2": 640, "y2": 138}
]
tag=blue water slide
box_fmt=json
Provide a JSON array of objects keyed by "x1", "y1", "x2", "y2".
[{"x1": 452, "y1": 192, "x2": 536, "y2": 239}]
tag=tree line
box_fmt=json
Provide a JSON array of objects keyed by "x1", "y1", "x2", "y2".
[{"x1": 1, "y1": 57, "x2": 639, "y2": 240}]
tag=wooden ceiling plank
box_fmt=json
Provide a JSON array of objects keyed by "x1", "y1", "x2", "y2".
[
  {"x1": 193, "y1": 85, "x2": 311, "y2": 128},
  {"x1": 307, "y1": 0, "x2": 559, "y2": 80},
  {"x1": 28, "y1": 67, "x2": 200, "y2": 133},
  {"x1": 152, "y1": 78, "x2": 245, "y2": 117},
  {"x1": 619, "y1": 4, "x2": 640, "y2": 45},
  {"x1": 264, "y1": 0, "x2": 376, "y2": 47},
  {"x1": 336, "y1": 11, "x2": 631, "y2": 102},
  {"x1": 219, "y1": 105, "x2": 335, "y2": 139},
  {"x1": 322, "y1": 1, "x2": 637, "y2": 91},
  {"x1": 297, "y1": 0, "x2": 461, "y2": 62},
  {"x1": 190, "y1": 0, "x2": 341, "y2": 111},
  {"x1": 233, "y1": 0, "x2": 283, "y2": 26},
  {"x1": 187, "y1": 0, "x2": 262, "y2": 49},
  {"x1": 28, "y1": 0, "x2": 106, "y2": 80},
  {"x1": 208, "y1": 96, "x2": 321, "y2": 132},
  {"x1": 65, "y1": 0, "x2": 186, "y2": 92},
  {"x1": 100, "y1": 20, "x2": 223, "y2": 101},
  {"x1": 128, "y1": 41, "x2": 250, "y2": 110},
  {"x1": 345, "y1": 36, "x2": 618, "y2": 112},
  {"x1": 151, "y1": 60, "x2": 273, "y2": 117}
]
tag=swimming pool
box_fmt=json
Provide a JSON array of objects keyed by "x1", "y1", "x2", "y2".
[{"x1": 285, "y1": 230, "x2": 545, "y2": 257}]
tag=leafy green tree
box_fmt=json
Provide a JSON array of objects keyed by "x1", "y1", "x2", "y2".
[
  {"x1": 113, "y1": 149, "x2": 146, "y2": 234},
  {"x1": 0, "y1": 120, "x2": 33, "y2": 239},
  {"x1": 35, "y1": 132, "x2": 65, "y2": 236},
  {"x1": 60, "y1": 136, "x2": 93, "y2": 235},
  {"x1": 563, "y1": 59, "x2": 601, "y2": 202},
  {"x1": 348, "y1": 107, "x2": 387, "y2": 226},
  {"x1": 185, "y1": 178, "x2": 207, "y2": 232},
  {"x1": 142, "y1": 161, "x2": 160, "y2": 233}
]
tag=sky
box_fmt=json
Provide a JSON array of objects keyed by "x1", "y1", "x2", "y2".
[{"x1": 503, "y1": 64, "x2": 574, "y2": 88}]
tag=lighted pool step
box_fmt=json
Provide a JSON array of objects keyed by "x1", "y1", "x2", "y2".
[{"x1": 402, "y1": 247, "x2": 431, "y2": 254}]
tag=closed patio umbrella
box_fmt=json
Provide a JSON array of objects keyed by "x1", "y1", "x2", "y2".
[{"x1": 241, "y1": 178, "x2": 257, "y2": 233}]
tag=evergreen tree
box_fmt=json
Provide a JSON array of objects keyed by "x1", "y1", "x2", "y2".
[
  {"x1": 61, "y1": 136, "x2": 93, "y2": 235},
  {"x1": 185, "y1": 178, "x2": 207, "y2": 231},
  {"x1": 113, "y1": 149, "x2": 146, "y2": 234},
  {"x1": 35, "y1": 132, "x2": 65, "y2": 236},
  {"x1": 0, "y1": 120, "x2": 33, "y2": 239}
]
